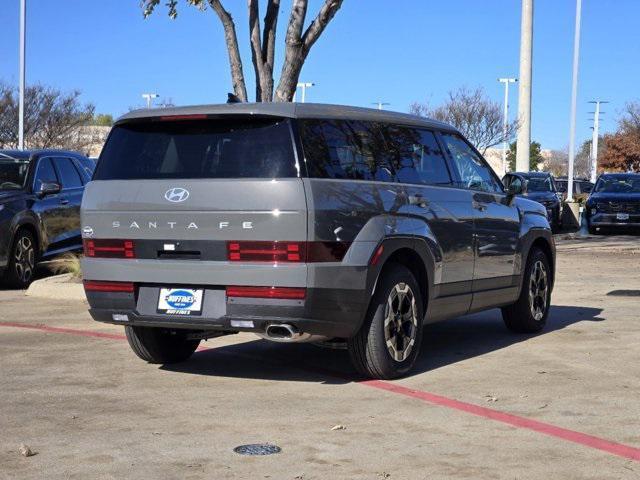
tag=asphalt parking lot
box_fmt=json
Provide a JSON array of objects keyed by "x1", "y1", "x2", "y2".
[{"x1": 1, "y1": 235, "x2": 639, "y2": 479}]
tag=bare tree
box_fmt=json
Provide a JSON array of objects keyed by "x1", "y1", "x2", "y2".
[
  {"x1": 619, "y1": 100, "x2": 640, "y2": 135},
  {"x1": 142, "y1": 0, "x2": 344, "y2": 102},
  {"x1": 410, "y1": 87, "x2": 519, "y2": 154},
  {"x1": 0, "y1": 82, "x2": 97, "y2": 152}
]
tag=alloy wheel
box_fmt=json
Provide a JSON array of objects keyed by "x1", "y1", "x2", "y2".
[
  {"x1": 528, "y1": 260, "x2": 548, "y2": 321},
  {"x1": 14, "y1": 235, "x2": 35, "y2": 284},
  {"x1": 383, "y1": 282, "x2": 418, "y2": 362}
]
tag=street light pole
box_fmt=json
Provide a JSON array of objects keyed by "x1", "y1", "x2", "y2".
[
  {"x1": 588, "y1": 100, "x2": 608, "y2": 183},
  {"x1": 499, "y1": 78, "x2": 517, "y2": 174},
  {"x1": 567, "y1": 0, "x2": 583, "y2": 202},
  {"x1": 295, "y1": 82, "x2": 314, "y2": 103},
  {"x1": 515, "y1": 0, "x2": 534, "y2": 172},
  {"x1": 371, "y1": 101, "x2": 390, "y2": 110},
  {"x1": 142, "y1": 93, "x2": 159, "y2": 109},
  {"x1": 18, "y1": 0, "x2": 26, "y2": 150}
]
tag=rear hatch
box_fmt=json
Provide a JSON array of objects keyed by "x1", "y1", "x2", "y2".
[{"x1": 81, "y1": 115, "x2": 308, "y2": 285}]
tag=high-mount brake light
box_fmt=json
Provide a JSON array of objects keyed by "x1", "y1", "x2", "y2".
[
  {"x1": 226, "y1": 286, "x2": 306, "y2": 300},
  {"x1": 83, "y1": 280, "x2": 135, "y2": 293},
  {"x1": 158, "y1": 114, "x2": 208, "y2": 121},
  {"x1": 227, "y1": 241, "x2": 349, "y2": 263},
  {"x1": 83, "y1": 239, "x2": 135, "y2": 259}
]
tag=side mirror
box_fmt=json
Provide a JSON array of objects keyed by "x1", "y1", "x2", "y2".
[
  {"x1": 503, "y1": 175, "x2": 527, "y2": 205},
  {"x1": 38, "y1": 181, "x2": 61, "y2": 197}
]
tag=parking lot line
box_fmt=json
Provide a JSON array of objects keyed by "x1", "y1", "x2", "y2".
[{"x1": 2, "y1": 320, "x2": 639, "y2": 463}]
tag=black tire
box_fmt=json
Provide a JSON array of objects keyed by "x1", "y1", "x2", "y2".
[
  {"x1": 125, "y1": 326, "x2": 200, "y2": 364},
  {"x1": 348, "y1": 263, "x2": 424, "y2": 379},
  {"x1": 4, "y1": 229, "x2": 37, "y2": 288},
  {"x1": 502, "y1": 248, "x2": 551, "y2": 333},
  {"x1": 588, "y1": 225, "x2": 597, "y2": 235}
]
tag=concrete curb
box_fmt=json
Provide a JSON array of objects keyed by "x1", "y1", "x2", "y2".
[{"x1": 25, "y1": 274, "x2": 86, "y2": 301}]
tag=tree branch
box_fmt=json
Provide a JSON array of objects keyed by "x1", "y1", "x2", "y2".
[
  {"x1": 209, "y1": 0, "x2": 248, "y2": 102},
  {"x1": 274, "y1": 0, "x2": 343, "y2": 102},
  {"x1": 302, "y1": 0, "x2": 343, "y2": 51},
  {"x1": 248, "y1": 0, "x2": 265, "y2": 101}
]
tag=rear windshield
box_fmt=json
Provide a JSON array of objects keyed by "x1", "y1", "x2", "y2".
[{"x1": 94, "y1": 118, "x2": 298, "y2": 180}]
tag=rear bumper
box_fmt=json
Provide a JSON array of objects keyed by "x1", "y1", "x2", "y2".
[{"x1": 86, "y1": 285, "x2": 369, "y2": 338}]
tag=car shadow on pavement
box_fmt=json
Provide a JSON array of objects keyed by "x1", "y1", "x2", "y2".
[{"x1": 162, "y1": 305, "x2": 604, "y2": 383}]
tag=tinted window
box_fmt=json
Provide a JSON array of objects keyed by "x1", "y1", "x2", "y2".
[
  {"x1": 95, "y1": 118, "x2": 297, "y2": 180},
  {"x1": 595, "y1": 175, "x2": 640, "y2": 193},
  {"x1": 74, "y1": 157, "x2": 95, "y2": 182},
  {"x1": 0, "y1": 159, "x2": 30, "y2": 190},
  {"x1": 526, "y1": 176, "x2": 554, "y2": 192},
  {"x1": 34, "y1": 158, "x2": 58, "y2": 191},
  {"x1": 53, "y1": 157, "x2": 83, "y2": 189},
  {"x1": 300, "y1": 119, "x2": 394, "y2": 181},
  {"x1": 440, "y1": 133, "x2": 503, "y2": 193},
  {"x1": 385, "y1": 127, "x2": 451, "y2": 185}
]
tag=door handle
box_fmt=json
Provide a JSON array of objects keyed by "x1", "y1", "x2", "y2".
[
  {"x1": 408, "y1": 193, "x2": 429, "y2": 208},
  {"x1": 60, "y1": 199, "x2": 69, "y2": 205},
  {"x1": 472, "y1": 201, "x2": 487, "y2": 212}
]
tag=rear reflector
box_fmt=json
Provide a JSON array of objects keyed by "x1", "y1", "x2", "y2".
[
  {"x1": 226, "y1": 286, "x2": 306, "y2": 300},
  {"x1": 84, "y1": 239, "x2": 135, "y2": 259},
  {"x1": 83, "y1": 280, "x2": 135, "y2": 293},
  {"x1": 370, "y1": 244, "x2": 384, "y2": 265},
  {"x1": 227, "y1": 241, "x2": 349, "y2": 263}
]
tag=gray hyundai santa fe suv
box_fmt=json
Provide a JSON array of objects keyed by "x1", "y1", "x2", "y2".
[{"x1": 81, "y1": 103, "x2": 555, "y2": 379}]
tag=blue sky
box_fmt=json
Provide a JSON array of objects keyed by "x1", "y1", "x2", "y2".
[{"x1": 0, "y1": 0, "x2": 638, "y2": 149}]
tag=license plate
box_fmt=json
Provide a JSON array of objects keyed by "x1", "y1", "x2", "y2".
[
  {"x1": 157, "y1": 288, "x2": 203, "y2": 316},
  {"x1": 617, "y1": 213, "x2": 630, "y2": 221}
]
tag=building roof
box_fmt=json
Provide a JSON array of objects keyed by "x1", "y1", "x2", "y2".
[{"x1": 118, "y1": 102, "x2": 458, "y2": 132}]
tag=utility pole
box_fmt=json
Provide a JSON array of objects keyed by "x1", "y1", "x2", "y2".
[
  {"x1": 515, "y1": 0, "x2": 533, "y2": 172},
  {"x1": 499, "y1": 78, "x2": 517, "y2": 174},
  {"x1": 566, "y1": 0, "x2": 582, "y2": 202},
  {"x1": 18, "y1": 0, "x2": 26, "y2": 150},
  {"x1": 142, "y1": 93, "x2": 159, "y2": 109},
  {"x1": 294, "y1": 82, "x2": 314, "y2": 103},
  {"x1": 588, "y1": 100, "x2": 608, "y2": 183},
  {"x1": 371, "y1": 101, "x2": 390, "y2": 110}
]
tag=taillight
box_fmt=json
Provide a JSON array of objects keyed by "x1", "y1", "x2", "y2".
[
  {"x1": 228, "y1": 241, "x2": 304, "y2": 262},
  {"x1": 83, "y1": 280, "x2": 135, "y2": 293},
  {"x1": 84, "y1": 239, "x2": 135, "y2": 258},
  {"x1": 226, "y1": 286, "x2": 306, "y2": 300},
  {"x1": 227, "y1": 241, "x2": 349, "y2": 263}
]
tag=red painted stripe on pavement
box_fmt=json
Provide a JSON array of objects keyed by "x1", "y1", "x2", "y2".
[
  {"x1": 2, "y1": 320, "x2": 639, "y2": 462},
  {"x1": 362, "y1": 380, "x2": 640, "y2": 461},
  {"x1": 0, "y1": 321, "x2": 125, "y2": 340}
]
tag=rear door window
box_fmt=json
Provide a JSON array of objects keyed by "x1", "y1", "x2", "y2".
[
  {"x1": 34, "y1": 157, "x2": 58, "y2": 192},
  {"x1": 384, "y1": 126, "x2": 451, "y2": 186},
  {"x1": 299, "y1": 119, "x2": 394, "y2": 182},
  {"x1": 94, "y1": 118, "x2": 298, "y2": 180},
  {"x1": 53, "y1": 157, "x2": 83, "y2": 190}
]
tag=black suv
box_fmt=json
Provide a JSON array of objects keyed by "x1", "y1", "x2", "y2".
[
  {"x1": 586, "y1": 173, "x2": 640, "y2": 234},
  {"x1": 0, "y1": 150, "x2": 92, "y2": 287},
  {"x1": 503, "y1": 171, "x2": 562, "y2": 231}
]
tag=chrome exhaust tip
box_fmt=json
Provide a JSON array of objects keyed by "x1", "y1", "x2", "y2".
[{"x1": 258, "y1": 323, "x2": 329, "y2": 343}]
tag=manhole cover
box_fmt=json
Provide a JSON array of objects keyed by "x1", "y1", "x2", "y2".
[
  {"x1": 607, "y1": 290, "x2": 640, "y2": 297},
  {"x1": 233, "y1": 444, "x2": 281, "y2": 456}
]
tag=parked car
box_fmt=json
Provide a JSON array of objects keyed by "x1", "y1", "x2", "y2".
[
  {"x1": 555, "y1": 177, "x2": 594, "y2": 203},
  {"x1": 0, "y1": 149, "x2": 91, "y2": 287},
  {"x1": 585, "y1": 172, "x2": 640, "y2": 234},
  {"x1": 81, "y1": 103, "x2": 555, "y2": 379},
  {"x1": 502, "y1": 171, "x2": 562, "y2": 231}
]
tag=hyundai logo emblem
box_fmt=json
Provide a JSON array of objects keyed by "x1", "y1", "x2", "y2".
[{"x1": 165, "y1": 187, "x2": 190, "y2": 203}]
